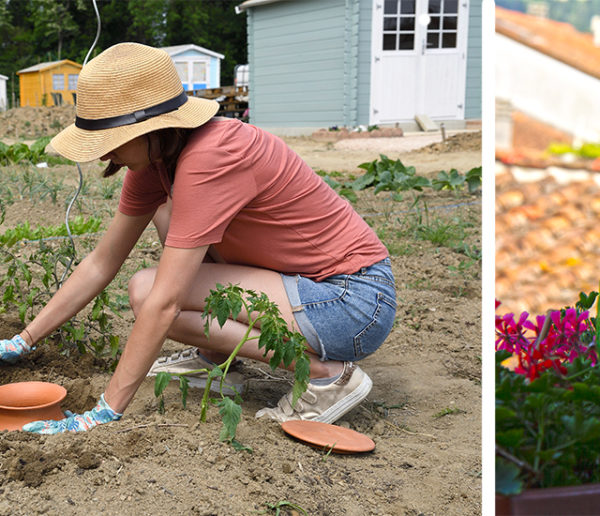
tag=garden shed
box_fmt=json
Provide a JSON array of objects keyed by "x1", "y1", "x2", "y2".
[
  {"x1": 236, "y1": 0, "x2": 482, "y2": 133},
  {"x1": 0, "y1": 74, "x2": 7, "y2": 111},
  {"x1": 17, "y1": 60, "x2": 82, "y2": 107},
  {"x1": 161, "y1": 44, "x2": 224, "y2": 92}
]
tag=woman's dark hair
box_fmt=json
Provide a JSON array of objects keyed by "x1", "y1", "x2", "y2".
[{"x1": 102, "y1": 127, "x2": 194, "y2": 185}]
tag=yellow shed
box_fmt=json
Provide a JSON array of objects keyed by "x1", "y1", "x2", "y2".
[{"x1": 17, "y1": 59, "x2": 82, "y2": 107}]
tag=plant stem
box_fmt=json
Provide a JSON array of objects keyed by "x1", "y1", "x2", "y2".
[{"x1": 199, "y1": 298, "x2": 258, "y2": 421}]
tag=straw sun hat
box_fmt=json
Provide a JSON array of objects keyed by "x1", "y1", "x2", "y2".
[{"x1": 51, "y1": 42, "x2": 219, "y2": 163}]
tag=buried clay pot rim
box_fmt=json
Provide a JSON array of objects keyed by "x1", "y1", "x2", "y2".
[{"x1": 0, "y1": 381, "x2": 67, "y2": 411}]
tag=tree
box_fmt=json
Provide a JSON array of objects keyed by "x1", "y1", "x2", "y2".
[{"x1": 31, "y1": 0, "x2": 85, "y2": 61}]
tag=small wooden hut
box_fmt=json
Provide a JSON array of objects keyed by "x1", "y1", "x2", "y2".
[{"x1": 17, "y1": 60, "x2": 82, "y2": 107}]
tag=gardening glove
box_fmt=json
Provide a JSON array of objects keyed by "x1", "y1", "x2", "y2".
[
  {"x1": 22, "y1": 393, "x2": 122, "y2": 434},
  {"x1": 0, "y1": 334, "x2": 33, "y2": 364}
]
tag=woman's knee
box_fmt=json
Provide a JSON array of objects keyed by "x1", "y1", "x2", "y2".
[{"x1": 128, "y1": 267, "x2": 157, "y2": 315}]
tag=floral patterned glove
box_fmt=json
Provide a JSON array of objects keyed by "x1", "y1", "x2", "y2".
[
  {"x1": 22, "y1": 393, "x2": 122, "y2": 434},
  {"x1": 0, "y1": 335, "x2": 33, "y2": 364}
]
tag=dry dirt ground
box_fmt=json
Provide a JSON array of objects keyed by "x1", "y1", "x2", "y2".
[{"x1": 0, "y1": 107, "x2": 482, "y2": 515}]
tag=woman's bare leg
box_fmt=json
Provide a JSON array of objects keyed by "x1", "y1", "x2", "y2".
[{"x1": 128, "y1": 263, "x2": 343, "y2": 379}]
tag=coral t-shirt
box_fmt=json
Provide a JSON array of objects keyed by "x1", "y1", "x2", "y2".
[{"x1": 118, "y1": 118, "x2": 388, "y2": 280}]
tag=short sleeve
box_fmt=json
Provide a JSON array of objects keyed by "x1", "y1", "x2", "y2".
[{"x1": 118, "y1": 166, "x2": 169, "y2": 216}]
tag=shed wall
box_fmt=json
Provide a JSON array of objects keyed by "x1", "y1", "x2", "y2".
[
  {"x1": 248, "y1": 0, "x2": 347, "y2": 128},
  {"x1": 19, "y1": 63, "x2": 81, "y2": 107},
  {"x1": 356, "y1": 0, "x2": 372, "y2": 126},
  {"x1": 0, "y1": 78, "x2": 6, "y2": 111},
  {"x1": 465, "y1": 0, "x2": 482, "y2": 119}
]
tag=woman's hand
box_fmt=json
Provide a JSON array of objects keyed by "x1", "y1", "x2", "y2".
[
  {"x1": 0, "y1": 335, "x2": 32, "y2": 363},
  {"x1": 22, "y1": 393, "x2": 122, "y2": 434}
]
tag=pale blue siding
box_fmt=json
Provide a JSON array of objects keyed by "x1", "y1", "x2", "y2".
[
  {"x1": 465, "y1": 0, "x2": 482, "y2": 119},
  {"x1": 209, "y1": 56, "x2": 220, "y2": 86},
  {"x1": 356, "y1": 0, "x2": 372, "y2": 126},
  {"x1": 248, "y1": 0, "x2": 347, "y2": 128}
]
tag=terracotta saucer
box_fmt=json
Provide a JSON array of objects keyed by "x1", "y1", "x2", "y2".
[{"x1": 281, "y1": 420, "x2": 375, "y2": 454}]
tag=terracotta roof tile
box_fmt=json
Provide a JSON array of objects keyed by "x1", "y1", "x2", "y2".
[
  {"x1": 496, "y1": 163, "x2": 600, "y2": 314},
  {"x1": 496, "y1": 6, "x2": 600, "y2": 80}
]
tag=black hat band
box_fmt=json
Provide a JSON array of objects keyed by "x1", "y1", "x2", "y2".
[{"x1": 75, "y1": 90, "x2": 188, "y2": 130}]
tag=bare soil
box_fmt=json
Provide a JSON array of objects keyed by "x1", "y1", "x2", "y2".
[{"x1": 0, "y1": 107, "x2": 482, "y2": 516}]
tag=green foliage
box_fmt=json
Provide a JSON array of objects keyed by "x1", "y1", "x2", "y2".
[
  {"x1": 0, "y1": 225, "x2": 121, "y2": 366},
  {"x1": 353, "y1": 154, "x2": 431, "y2": 193},
  {"x1": 0, "y1": 137, "x2": 52, "y2": 165},
  {"x1": 431, "y1": 166, "x2": 482, "y2": 194},
  {"x1": 0, "y1": 0, "x2": 247, "y2": 106},
  {"x1": 154, "y1": 284, "x2": 311, "y2": 448},
  {"x1": 547, "y1": 142, "x2": 600, "y2": 160},
  {"x1": 0, "y1": 215, "x2": 101, "y2": 247},
  {"x1": 257, "y1": 500, "x2": 308, "y2": 516},
  {"x1": 322, "y1": 156, "x2": 481, "y2": 198},
  {"x1": 496, "y1": 346, "x2": 600, "y2": 493}
]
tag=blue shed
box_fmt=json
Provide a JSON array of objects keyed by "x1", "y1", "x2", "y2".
[
  {"x1": 161, "y1": 44, "x2": 225, "y2": 91},
  {"x1": 236, "y1": 0, "x2": 482, "y2": 133}
]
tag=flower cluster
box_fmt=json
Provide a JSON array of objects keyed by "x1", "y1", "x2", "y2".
[{"x1": 495, "y1": 300, "x2": 598, "y2": 381}]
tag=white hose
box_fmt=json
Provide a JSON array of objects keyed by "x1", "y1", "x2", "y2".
[{"x1": 60, "y1": 0, "x2": 101, "y2": 286}]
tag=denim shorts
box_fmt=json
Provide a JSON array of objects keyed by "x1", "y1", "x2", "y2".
[{"x1": 281, "y1": 257, "x2": 397, "y2": 362}]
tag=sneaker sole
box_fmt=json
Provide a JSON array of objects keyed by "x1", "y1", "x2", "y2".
[{"x1": 313, "y1": 373, "x2": 373, "y2": 424}]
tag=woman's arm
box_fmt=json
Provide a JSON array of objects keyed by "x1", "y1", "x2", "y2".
[
  {"x1": 24, "y1": 210, "x2": 155, "y2": 344},
  {"x1": 104, "y1": 244, "x2": 209, "y2": 413}
]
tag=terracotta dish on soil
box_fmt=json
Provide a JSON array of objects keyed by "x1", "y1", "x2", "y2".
[
  {"x1": 0, "y1": 381, "x2": 67, "y2": 431},
  {"x1": 281, "y1": 420, "x2": 375, "y2": 454}
]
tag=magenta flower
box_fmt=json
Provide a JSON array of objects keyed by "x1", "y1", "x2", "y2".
[{"x1": 495, "y1": 302, "x2": 597, "y2": 380}]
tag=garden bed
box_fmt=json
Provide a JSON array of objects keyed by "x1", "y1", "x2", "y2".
[{"x1": 0, "y1": 112, "x2": 481, "y2": 515}]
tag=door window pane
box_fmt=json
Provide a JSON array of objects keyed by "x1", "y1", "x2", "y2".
[
  {"x1": 400, "y1": 17, "x2": 415, "y2": 30},
  {"x1": 383, "y1": 34, "x2": 397, "y2": 50},
  {"x1": 429, "y1": 16, "x2": 440, "y2": 29},
  {"x1": 384, "y1": 0, "x2": 398, "y2": 14},
  {"x1": 427, "y1": 33, "x2": 439, "y2": 48},
  {"x1": 52, "y1": 74, "x2": 64, "y2": 90},
  {"x1": 174, "y1": 62, "x2": 188, "y2": 83},
  {"x1": 444, "y1": 0, "x2": 458, "y2": 13},
  {"x1": 400, "y1": 0, "x2": 415, "y2": 14},
  {"x1": 68, "y1": 74, "x2": 78, "y2": 90},
  {"x1": 444, "y1": 16, "x2": 457, "y2": 30},
  {"x1": 428, "y1": 0, "x2": 441, "y2": 13},
  {"x1": 384, "y1": 17, "x2": 397, "y2": 30},
  {"x1": 192, "y1": 62, "x2": 206, "y2": 82},
  {"x1": 399, "y1": 34, "x2": 415, "y2": 50},
  {"x1": 442, "y1": 32, "x2": 457, "y2": 47}
]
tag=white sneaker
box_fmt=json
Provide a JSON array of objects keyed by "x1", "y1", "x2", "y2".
[
  {"x1": 255, "y1": 362, "x2": 372, "y2": 424},
  {"x1": 147, "y1": 348, "x2": 246, "y2": 395}
]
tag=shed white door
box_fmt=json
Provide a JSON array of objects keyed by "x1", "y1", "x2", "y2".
[{"x1": 370, "y1": 0, "x2": 469, "y2": 124}]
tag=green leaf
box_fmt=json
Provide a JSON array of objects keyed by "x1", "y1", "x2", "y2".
[
  {"x1": 351, "y1": 171, "x2": 376, "y2": 191},
  {"x1": 208, "y1": 366, "x2": 224, "y2": 380},
  {"x1": 109, "y1": 335, "x2": 120, "y2": 359},
  {"x1": 292, "y1": 353, "x2": 310, "y2": 406},
  {"x1": 154, "y1": 372, "x2": 172, "y2": 398},
  {"x1": 30, "y1": 136, "x2": 51, "y2": 157},
  {"x1": 576, "y1": 291, "x2": 598, "y2": 311},
  {"x1": 215, "y1": 296, "x2": 231, "y2": 327},
  {"x1": 496, "y1": 458, "x2": 523, "y2": 496},
  {"x1": 339, "y1": 188, "x2": 358, "y2": 203},
  {"x1": 231, "y1": 439, "x2": 253, "y2": 452},
  {"x1": 218, "y1": 397, "x2": 242, "y2": 442},
  {"x1": 496, "y1": 428, "x2": 524, "y2": 448}
]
